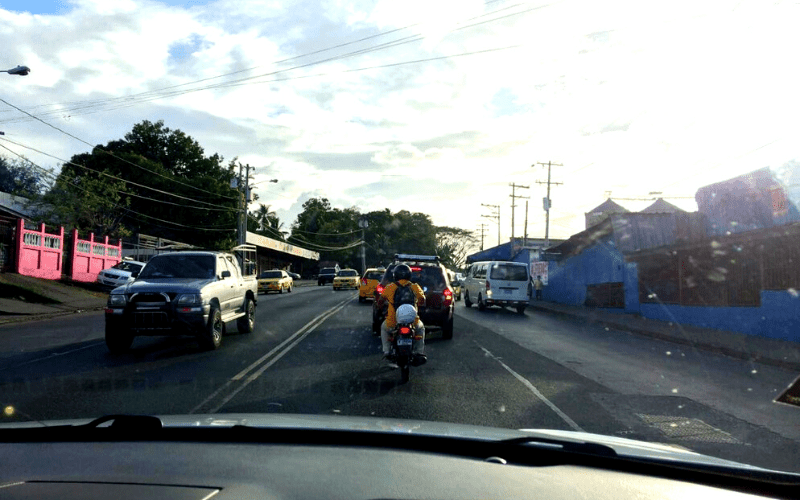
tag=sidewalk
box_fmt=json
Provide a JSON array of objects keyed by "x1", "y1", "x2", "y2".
[
  {"x1": 527, "y1": 300, "x2": 800, "y2": 372},
  {"x1": 0, "y1": 273, "x2": 108, "y2": 326}
]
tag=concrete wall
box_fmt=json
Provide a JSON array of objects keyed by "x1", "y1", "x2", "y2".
[{"x1": 640, "y1": 290, "x2": 800, "y2": 342}]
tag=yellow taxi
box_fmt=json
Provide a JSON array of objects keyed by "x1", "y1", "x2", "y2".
[
  {"x1": 257, "y1": 269, "x2": 293, "y2": 294},
  {"x1": 333, "y1": 269, "x2": 360, "y2": 290},
  {"x1": 358, "y1": 268, "x2": 385, "y2": 303}
]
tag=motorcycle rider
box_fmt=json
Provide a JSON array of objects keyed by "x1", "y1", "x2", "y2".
[{"x1": 378, "y1": 264, "x2": 426, "y2": 367}]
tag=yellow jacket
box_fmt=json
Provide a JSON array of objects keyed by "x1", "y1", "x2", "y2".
[{"x1": 381, "y1": 279, "x2": 425, "y2": 328}]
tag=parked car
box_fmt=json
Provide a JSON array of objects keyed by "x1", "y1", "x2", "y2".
[
  {"x1": 258, "y1": 269, "x2": 293, "y2": 294},
  {"x1": 372, "y1": 254, "x2": 454, "y2": 339},
  {"x1": 95, "y1": 260, "x2": 146, "y2": 289},
  {"x1": 463, "y1": 261, "x2": 530, "y2": 314},
  {"x1": 358, "y1": 267, "x2": 385, "y2": 302},
  {"x1": 317, "y1": 266, "x2": 339, "y2": 286},
  {"x1": 333, "y1": 269, "x2": 359, "y2": 290}
]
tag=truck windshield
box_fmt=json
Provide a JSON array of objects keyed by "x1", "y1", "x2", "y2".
[{"x1": 137, "y1": 255, "x2": 216, "y2": 279}]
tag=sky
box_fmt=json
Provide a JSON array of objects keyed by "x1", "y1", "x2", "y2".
[{"x1": 0, "y1": 0, "x2": 797, "y2": 248}]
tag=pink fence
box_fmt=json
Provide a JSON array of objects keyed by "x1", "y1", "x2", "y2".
[
  {"x1": 69, "y1": 229, "x2": 122, "y2": 282},
  {"x1": 15, "y1": 219, "x2": 64, "y2": 280}
]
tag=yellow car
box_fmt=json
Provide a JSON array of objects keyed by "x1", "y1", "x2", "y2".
[
  {"x1": 358, "y1": 268, "x2": 385, "y2": 303},
  {"x1": 333, "y1": 269, "x2": 360, "y2": 290},
  {"x1": 258, "y1": 270, "x2": 293, "y2": 294}
]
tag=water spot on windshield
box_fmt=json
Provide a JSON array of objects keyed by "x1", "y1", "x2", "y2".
[
  {"x1": 671, "y1": 388, "x2": 679, "y2": 393},
  {"x1": 498, "y1": 405, "x2": 506, "y2": 413},
  {"x1": 789, "y1": 288, "x2": 799, "y2": 298},
  {"x1": 666, "y1": 351, "x2": 672, "y2": 356}
]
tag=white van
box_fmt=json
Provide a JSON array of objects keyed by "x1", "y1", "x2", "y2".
[{"x1": 463, "y1": 261, "x2": 531, "y2": 314}]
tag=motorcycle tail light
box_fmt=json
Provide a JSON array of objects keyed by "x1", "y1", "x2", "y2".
[
  {"x1": 399, "y1": 327, "x2": 411, "y2": 335},
  {"x1": 376, "y1": 284, "x2": 384, "y2": 294}
]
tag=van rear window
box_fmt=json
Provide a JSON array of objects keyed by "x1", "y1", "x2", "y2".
[{"x1": 490, "y1": 264, "x2": 528, "y2": 281}]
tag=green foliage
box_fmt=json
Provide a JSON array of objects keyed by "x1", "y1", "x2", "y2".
[
  {"x1": 0, "y1": 156, "x2": 44, "y2": 197},
  {"x1": 40, "y1": 120, "x2": 238, "y2": 245},
  {"x1": 288, "y1": 197, "x2": 474, "y2": 270}
]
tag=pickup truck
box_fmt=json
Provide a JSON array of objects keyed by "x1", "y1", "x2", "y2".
[{"x1": 104, "y1": 250, "x2": 258, "y2": 353}]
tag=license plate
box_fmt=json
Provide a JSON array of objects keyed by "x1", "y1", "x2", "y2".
[{"x1": 397, "y1": 338, "x2": 413, "y2": 346}]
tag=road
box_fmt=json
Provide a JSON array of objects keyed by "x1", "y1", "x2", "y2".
[{"x1": 0, "y1": 285, "x2": 798, "y2": 472}]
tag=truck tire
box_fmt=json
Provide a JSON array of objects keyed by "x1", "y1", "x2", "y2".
[
  {"x1": 199, "y1": 305, "x2": 223, "y2": 350},
  {"x1": 105, "y1": 323, "x2": 133, "y2": 354},
  {"x1": 464, "y1": 291, "x2": 472, "y2": 308},
  {"x1": 237, "y1": 297, "x2": 255, "y2": 333},
  {"x1": 477, "y1": 294, "x2": 486, "y2": 311}
]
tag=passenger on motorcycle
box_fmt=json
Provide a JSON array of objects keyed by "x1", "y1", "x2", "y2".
[{"x1": 379, "y1": 264, "x2": 426, "y2": 367}]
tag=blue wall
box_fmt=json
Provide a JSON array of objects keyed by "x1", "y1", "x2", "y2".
[
  {"x1": 639, "y1": 291, "x2": 800, "y2": 342},
  {"x1": 543, "y1": 240, "x2": 626, "y2": 306}
]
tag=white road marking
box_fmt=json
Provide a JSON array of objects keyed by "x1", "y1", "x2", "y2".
[
  {"x1": 190, "y1": 296, "x2": 351, "y2": 414},
  {"x1": 476, "y1": 343, "x2": 583, "y2": 432}
]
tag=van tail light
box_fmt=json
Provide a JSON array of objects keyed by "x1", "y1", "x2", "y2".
[{"x1": 486, "y1": 281, "x2": 491, "y2": 290}]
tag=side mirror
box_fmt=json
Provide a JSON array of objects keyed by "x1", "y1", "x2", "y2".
[{"x1": 221, "y1": 270, "x2": 232, "y2": 279}]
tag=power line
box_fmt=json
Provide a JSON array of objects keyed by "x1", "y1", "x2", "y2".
[
  {"x1": 0, "y1": 97, "x2": 238, "y2": 201},
  {"x1": 0, "y1": 136, "x2": 236, "y2": 210},
  {"x1": 0, "y1": 2, "x2": 542, "y2": 124}
]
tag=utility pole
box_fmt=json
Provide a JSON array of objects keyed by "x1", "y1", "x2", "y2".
[
  {"x1": 481, "y1": 203, "x2": 500, "y2": 246},
  {"x1": 534, "y1": 161, "x2": 563, "y2": 248},
  {"x1": 523, "y1": 200, "x2": 529, "y2": 248},
  {"x1": 476, "y1": 223, "x2": 487, "y2": 250},
  {"x1": 509, "y1": 183, "x2": 529, "y2": 243},
  {"x1": 235, "y1": 163, "x2": 253, "y2": 245},
  {"x1": 358, "y1": 217, "x2": 368, "y2": 275}
]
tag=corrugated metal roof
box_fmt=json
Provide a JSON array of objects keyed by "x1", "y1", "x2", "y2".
[{"x1": 641, "y1": 198, "x2": 684, "y2": 214}]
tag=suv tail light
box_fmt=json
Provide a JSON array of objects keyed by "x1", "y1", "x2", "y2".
[{"x1": 443, "y1": 289, "x2": 453, "y2": 303}]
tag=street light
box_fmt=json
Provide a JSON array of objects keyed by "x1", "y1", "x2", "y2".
[{"x1": 1, "y1": 65, "x2": 30, "y2": 76}]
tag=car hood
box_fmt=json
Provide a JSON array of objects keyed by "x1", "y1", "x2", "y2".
[
  {"x1": 116, "y1": 278, "x2": 216, "y2": 294},
  {"x1": 0, "y1": 413, "x2": 772, "y2": 472}
]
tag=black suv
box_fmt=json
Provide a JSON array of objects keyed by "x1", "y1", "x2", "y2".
[
  {"x1": 317, "y1": 267, "x2": 339, "y2": 286},
  {"x1": 371, "y1": 254, "x2": 454, "y2": 339}
]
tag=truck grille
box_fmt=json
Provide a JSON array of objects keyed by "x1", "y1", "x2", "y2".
[{"x1": 133, "y1": 311, "x2": 170, "y2": 328}]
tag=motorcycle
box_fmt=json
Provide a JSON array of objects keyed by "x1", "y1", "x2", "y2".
[{"x1": 388, "y1": 304, "x2": 425, "y2": 383}]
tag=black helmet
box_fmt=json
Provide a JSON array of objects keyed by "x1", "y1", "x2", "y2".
[{"x1": 393, "y1": 264, "x2": 411, "y2": 281}]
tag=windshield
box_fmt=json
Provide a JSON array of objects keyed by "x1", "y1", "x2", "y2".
[
  {"x1": 1, "y1": 0, "x2": 798, "y2": 477},
  {"x1": 490, "y1": 263, "x2": 528, "y2": 281},
  {"x1": 137, "y1": 255, "x2": 216, "y2": 279},
  {"x1": 365, "y1": 271, "x2": 384, "y2": 281},
  {"x1": 113, "y1": 261, "x2": 143, "y2": 273}
]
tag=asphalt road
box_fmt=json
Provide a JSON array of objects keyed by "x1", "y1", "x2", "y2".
[{"x1": 0, "y1": 286, "x2": 798, "y2": 473}]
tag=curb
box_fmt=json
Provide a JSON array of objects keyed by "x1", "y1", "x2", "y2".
[
  {"x1": 527, "y1": 303, "x2": 800, "y2": 372},
  {"x1": 0, "y1": 306, "x2": 106, "y2": 327}
]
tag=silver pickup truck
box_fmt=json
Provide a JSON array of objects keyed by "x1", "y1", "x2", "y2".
[{"x1": 104, "y1": 249, "x2": 258, "y2": 353}]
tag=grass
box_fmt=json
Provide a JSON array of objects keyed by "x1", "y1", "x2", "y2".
[{"x1": 0, "y1": 283, "x2": 61, "y2": 304}]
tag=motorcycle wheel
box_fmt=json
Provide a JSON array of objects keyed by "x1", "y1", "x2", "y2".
[{"x1": 400, "y1": 364, "x2": 410, "y2": 383}]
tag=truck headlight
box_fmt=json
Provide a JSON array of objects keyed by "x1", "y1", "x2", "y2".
[
  {"x1": 108, "y1": 294, "x2": 127, "y2": 306},
  {"x1": 176, "y1": 294, "x2": 202, "y2": 305}
]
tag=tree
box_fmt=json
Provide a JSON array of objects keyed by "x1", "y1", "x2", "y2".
[
  {"x1": 0, "y1": 156, "x2": 44, "y2": 197},
  {"x1": 41, "y1": 120, "x2": 238, "y2": 247},
  {"x1": 435, "y1": 226, "x2": 478, "y2": 270},
  {"x1": 250, "y1": 204, "x2": 287, "y2": 241}
]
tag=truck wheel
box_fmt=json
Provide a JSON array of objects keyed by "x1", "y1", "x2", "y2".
[
  {"x1": 464, "y1": 291, "x2": 472, "y2": 308},
  {"x1": 442, "y1": 316, "x2": 454, "y2": 340},
  {"x1": 516, "y1": 305, "x2": 526, "y2": 315},
  {"x1": 105, "y1": 323, "x2": 133, "y2": 354},
  {"x1": 477, "y1": 294, "x2": 486, "y2": 311},
  {"x1": 199, "y1": 305, "x2": 223, "y2": 350},
  {"x1": 237, "y1": 297, "x2": 255, "y2": 333}
]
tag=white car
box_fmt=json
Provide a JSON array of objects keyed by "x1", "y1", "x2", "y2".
[{"x1": 96, "y1": 260, "x2": 146, "y2": 289}]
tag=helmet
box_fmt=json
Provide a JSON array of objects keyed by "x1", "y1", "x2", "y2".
[
  {"x1": 393, "y1": 264, "x2": 411, "y2": 281},
  {"x1": 396, "y1": 304, "x2": 417, "y2": 324}
]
